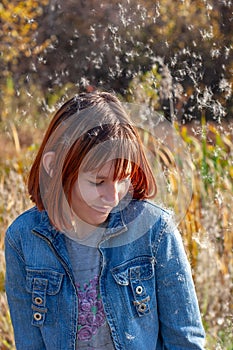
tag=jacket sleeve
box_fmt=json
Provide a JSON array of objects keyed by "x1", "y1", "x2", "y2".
[
  {"x1": 155, "y1": 223, "x2": 206, "y2": 349},
  {"x1": 5, "y1": 228, "x2": 46, "y2": 350}
]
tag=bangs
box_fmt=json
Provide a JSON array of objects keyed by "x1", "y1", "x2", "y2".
[
  {"x1": 81, "y1": 136, "x2": 140, "y2": 181},
  {"x1": 66, "y1": 122, "x2": 157, "y2": 201}
]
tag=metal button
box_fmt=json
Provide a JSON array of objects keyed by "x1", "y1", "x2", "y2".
[
  {"x1": 34, "y1": 312, "x2": 42, "y2": 321},
  {"x1": 138, "y1": 303, "x2": 147, "y2": 313},
  {"x1": 135, "y1": 286, "x2": 143, "y2": 295},
  {"x1": 34, "y1": 297, "x2": 43, "y2": 305}
]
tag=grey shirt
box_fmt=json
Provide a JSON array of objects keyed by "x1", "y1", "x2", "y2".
[{"x1": 65, "y1": 235, "x2": 115, "y2": 350}]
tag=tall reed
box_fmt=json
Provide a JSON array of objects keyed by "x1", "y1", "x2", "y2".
[{"x1": 0, "y1": 120, "x2": 232, "y2": 349}]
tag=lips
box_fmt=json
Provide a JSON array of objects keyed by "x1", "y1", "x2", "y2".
[{"x1": 92, "y1": 206, "x2": 113, "y2": 214}]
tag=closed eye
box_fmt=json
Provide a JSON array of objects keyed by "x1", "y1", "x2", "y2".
[
  {"x1": 88, "y1": 176, "x2": 130, "y2": 187},
  {"x1": 89, "y1": 181, "x2": 104, "y2": 186}
]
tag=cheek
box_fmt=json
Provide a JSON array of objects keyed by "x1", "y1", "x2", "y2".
[
  {"x1": 119, "y1": 181, "x2": 131, "y2": 198},
  {"x1": 73, "y1": 182, "x2": 99, "y2": 204},
  {"x1": 71, "y1": 183, "x2": 81, "y2": 205}
]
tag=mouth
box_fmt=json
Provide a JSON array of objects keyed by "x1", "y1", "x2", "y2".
[{"x1": 92, "y1": 206, "x2": 113, "y2": 214}]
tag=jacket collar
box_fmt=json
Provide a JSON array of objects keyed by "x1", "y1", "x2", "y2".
[
  {"x1": 32, "y1": 197, "x2": 130, "y2": 243},
  {"x1": 33, "y1": 210, "x2": 62, "y2": 242}
]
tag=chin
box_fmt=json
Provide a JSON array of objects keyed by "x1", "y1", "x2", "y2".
[{"x1": 89, "y1": 213, "x2": 109, "y2": 225}]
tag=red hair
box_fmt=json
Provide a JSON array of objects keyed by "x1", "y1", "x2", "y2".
[{"x1": 28, "y1": 91, "x2": 156, "y2": 230}]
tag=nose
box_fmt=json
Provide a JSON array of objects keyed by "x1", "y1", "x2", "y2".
[{"x1": 101, "y1": 182, "x2": 120, "y2": 207}]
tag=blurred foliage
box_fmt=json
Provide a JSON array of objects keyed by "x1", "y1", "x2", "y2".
[
  {"x1": 0, "y1": 0, "x2": 50, "y2": 72},
  {"x1": 180, "y1": 123, "x2": 233, "y2": 350},
  {"x1": 0, "y1": 293, "x2": 14, "y2": 349},
  {"x1": 126, "y1": 63, "x2": 179, "y2": 119},
  {"x1": 0, "y1": 77, "x2": 232, "y2": 348},
  {"x1": 0, "y1": 114, "x2": 232, "y2": 349},
  {"x1": 0, "y1": 0, "x2": 232, "y2": 120},
  {"x1": 0, "y1": 0, "x2": 233, "y2": 348}
]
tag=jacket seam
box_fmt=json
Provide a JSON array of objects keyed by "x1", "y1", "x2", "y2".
[
  {"x1": 152, "y1": 214, "x2": 172, "y2": 257},
  {"x1": 5, "y1": 229, "x2": 25, "y2": 263}
]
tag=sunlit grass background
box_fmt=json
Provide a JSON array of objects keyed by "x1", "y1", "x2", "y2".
[{"x1": 0, "y1": 86, "x2": 232, "y2": 349}]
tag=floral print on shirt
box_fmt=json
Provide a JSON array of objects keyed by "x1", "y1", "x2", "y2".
[{"x1": 76, "y1": 275, "x2": 106, "y2": 341}]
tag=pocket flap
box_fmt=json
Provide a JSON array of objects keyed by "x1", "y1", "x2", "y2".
[
  {"x1": 111, "y1": 256, "x2": 155, "y2": 285},
  {"x1": 26, "y1": 269, "x2": 63, "y2": 295}
]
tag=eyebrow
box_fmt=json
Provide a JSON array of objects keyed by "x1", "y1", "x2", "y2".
[
  {"x1": 95, "y1": 175, "x2": 109, "y2": 179},
  {"x1": 86, "y1": 172, "x2": 109, "y2": 179},
  {"x1": 88, "y1": 173, "x2": 131, "y2": 180}
]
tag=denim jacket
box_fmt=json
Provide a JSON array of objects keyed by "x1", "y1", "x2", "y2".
[{"x1": 5, "y1": 200, "x2": 205, "y2": 349}]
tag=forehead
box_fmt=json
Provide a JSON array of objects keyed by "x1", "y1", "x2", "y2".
[
  {"x1": 81, "y1": 159, "x2": 132, "y2": 179},
  {"x1": 87, "y1": 160, "x2": 115, "y2": 178}
]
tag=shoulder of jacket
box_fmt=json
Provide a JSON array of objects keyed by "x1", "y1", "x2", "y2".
[
  {"x1": 6, "y1": 206, "x2": 43, "y2": 238},
  {"x1": 141, "y1": 200, "x2": 171, "y2": 214},
  {"x1": 120, "y1": 199, "x2": 174, "y2": 236},
  {"x1": 126, "y1": 199, "x2": 172, "y2": 220}
]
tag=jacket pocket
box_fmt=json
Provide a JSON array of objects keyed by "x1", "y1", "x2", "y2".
[
  {"x1": 26, "y1": 269, "x2": 64, "y2": 327},
  {"x1": 111, "y1": 256, "x2": 156, "y2": 318}
]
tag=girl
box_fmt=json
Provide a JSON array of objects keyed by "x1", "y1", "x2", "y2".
[{"x1": 5, "y1": 91, "x2": 205, "y2": 349}]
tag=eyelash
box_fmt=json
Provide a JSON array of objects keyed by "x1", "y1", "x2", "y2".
[
  {"x1": 89, "y1": 181, "x2": 103, "y2": 186},
  {"x1": 89, "y1": 178, "x2": 130, "y2": 186}
]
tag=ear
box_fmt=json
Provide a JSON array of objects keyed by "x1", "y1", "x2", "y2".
[{"x1": 42, "y1": 151, "x2": 55, "y2": 177}]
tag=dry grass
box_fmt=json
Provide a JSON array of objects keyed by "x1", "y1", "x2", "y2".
[
  {"x1": 0, "y1": 120, "x2": 232, "y2": 349},
  {"x1": 0, "y1": 148, "x2": 33, "y2": 349},
  {"x1": 180, "y1": 122, "x2": 233, "y2": 349}
]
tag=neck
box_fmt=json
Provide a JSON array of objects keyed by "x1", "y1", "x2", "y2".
[{"x1": 67, "y1": 214, "x2": 107, "y2": 245}]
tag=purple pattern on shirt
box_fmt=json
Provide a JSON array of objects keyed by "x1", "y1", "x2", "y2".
[{"x1": 76, "y1": 275, "x2": 105, "y2": 341}]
